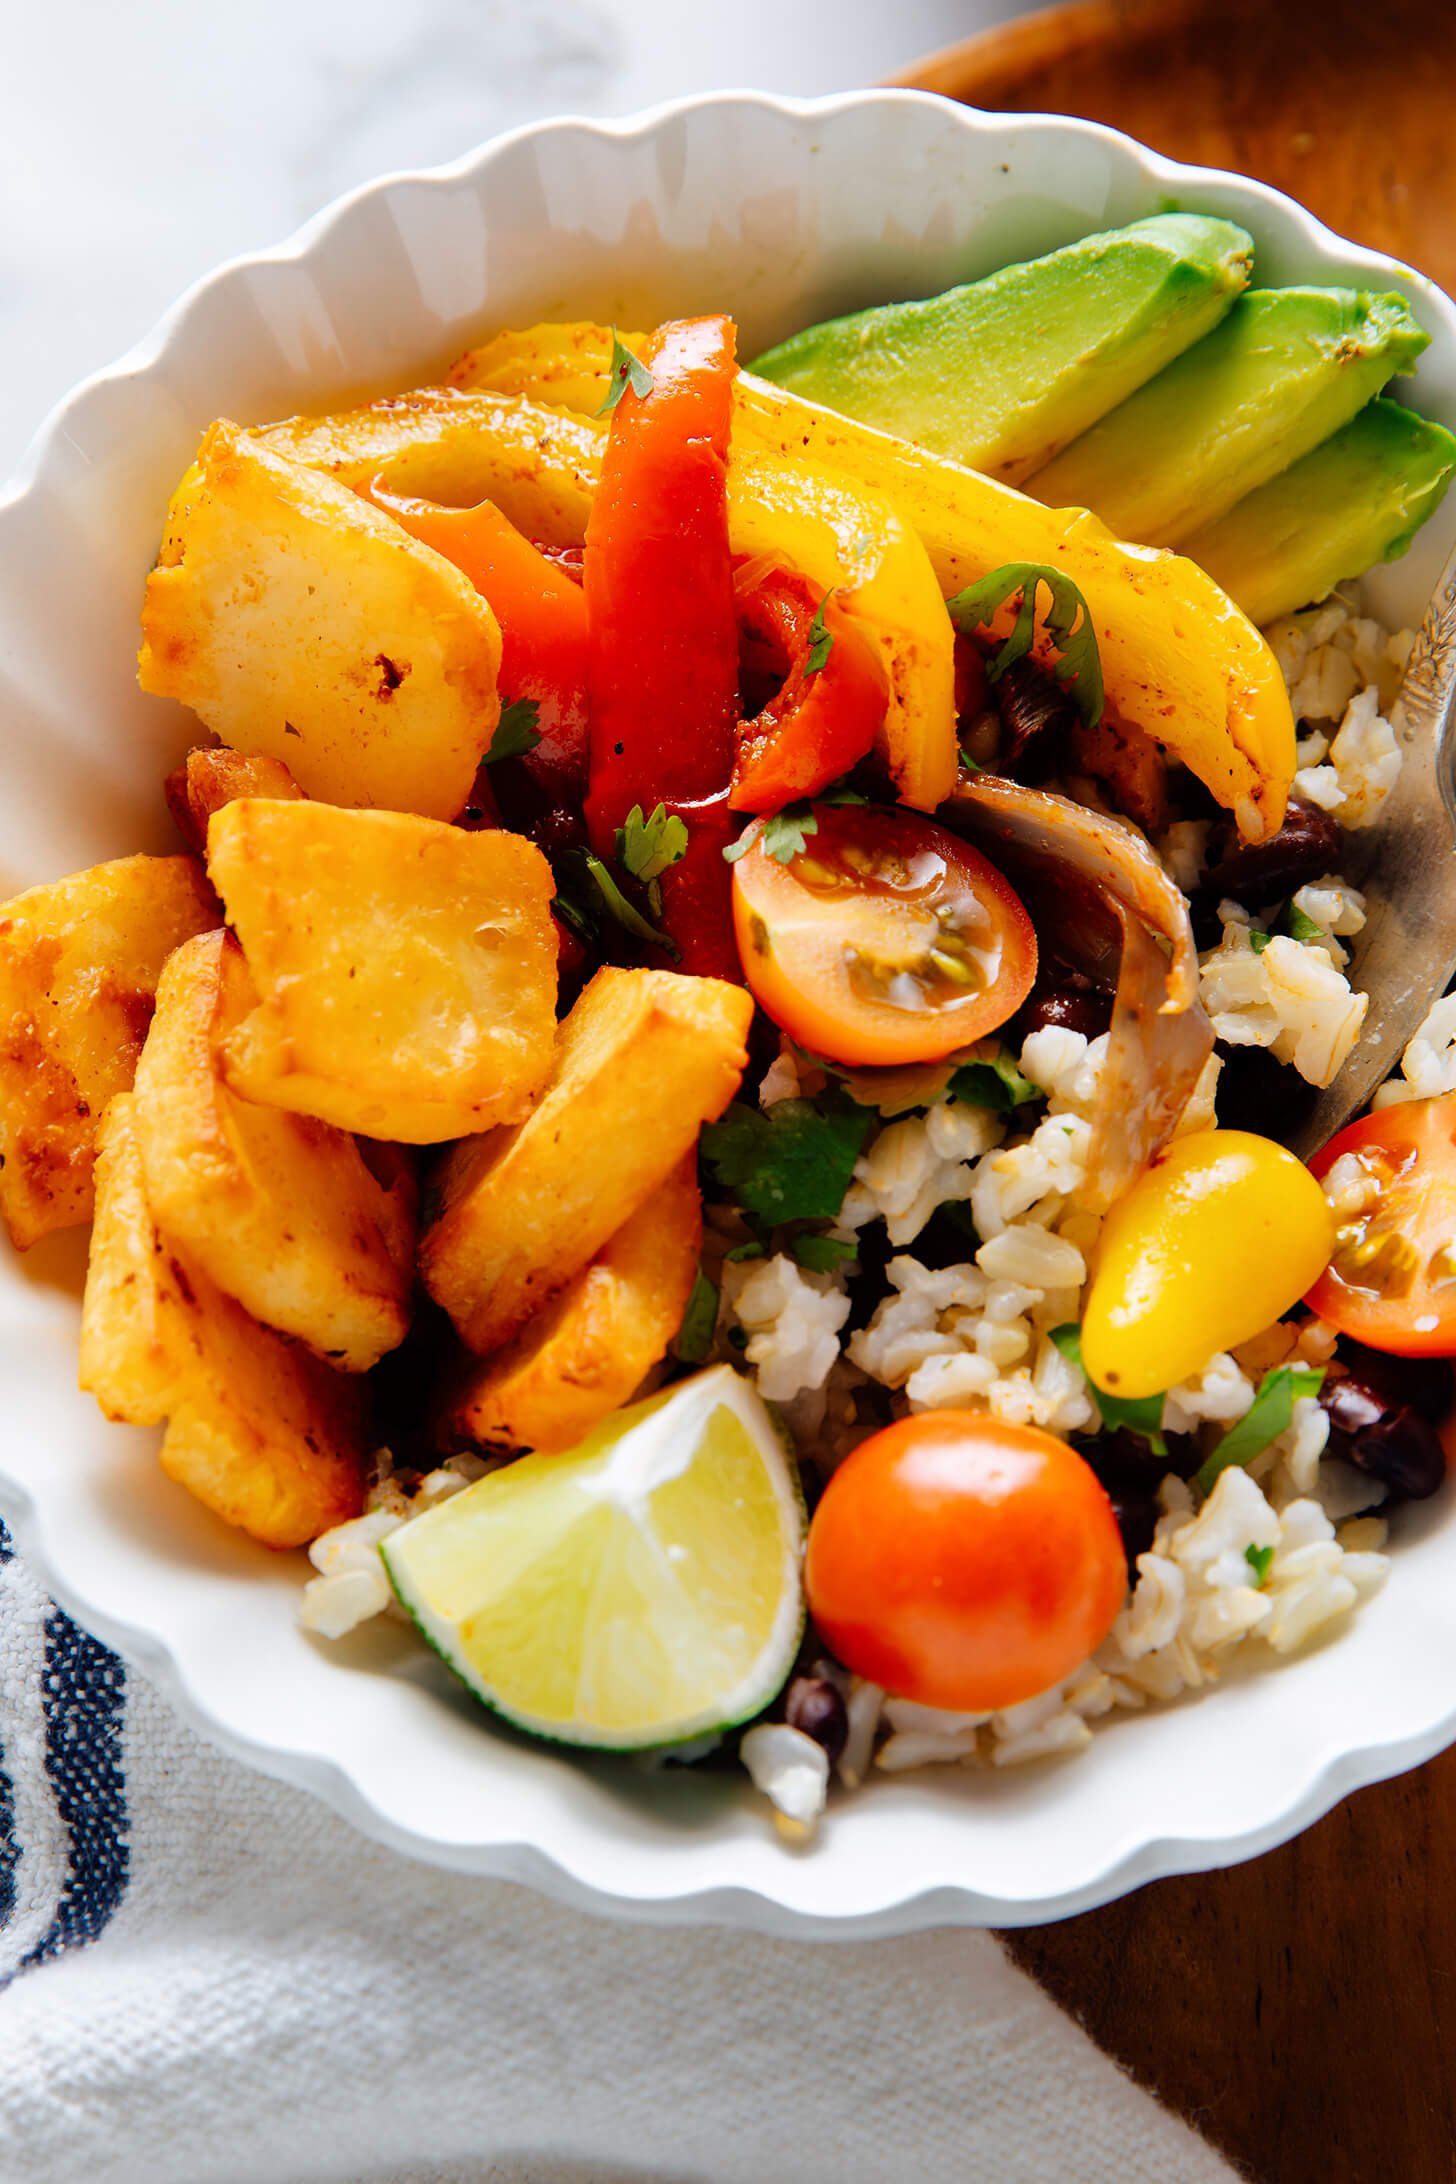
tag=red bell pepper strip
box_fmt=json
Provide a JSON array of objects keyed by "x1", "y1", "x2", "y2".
[
  {"x1": 366, "y1": 481, "x2": 590, "y2": 804},
  {"x1": 730, "y1": 572, "x2": 887, "y2": 811},
  {"x1": 583, "y1": 317, "x2": 742, "y2": 979}
]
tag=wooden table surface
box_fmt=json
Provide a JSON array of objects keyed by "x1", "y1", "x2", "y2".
[{"x1": 898, "y1": 9, "x2": 1456, "y2": 2176}]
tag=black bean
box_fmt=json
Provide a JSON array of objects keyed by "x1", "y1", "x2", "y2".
[
  {"x1": 1333, "y1": 1341, "x2": 1454, "y2": 1426},
  {"x1": 993, "y1": 658, "x2": 1076, "y2": 778},
  {"x1": 1104, "y1": 1487, "x2": 1160, "y2": 1581},
  {"x1": 1211, "y1": 1044, "x2": 1315, "y2": 1144},
  {"x1": 1021, "y1": 978, "x2": 1114, "y2": 1043},
  {"x1": 1200, "y1": 796, "x2": 1347, "y2": 906},
  {"x1": 524, "y1": 804, "x2": 589, "y2": 860},
  {"x1": 1320, "y1": 1375, "x2": 1389, "y2": 1441},
  {"x1": 783, "y1": 1675, "x2": 848, "y2": 1767},
  {"x1": 1086, "y1": 1425, "x2": 1202, "y2": 1486},
  {"x1": 1343, "y1": 1409, "x2": 1447, "y2": 1501}
]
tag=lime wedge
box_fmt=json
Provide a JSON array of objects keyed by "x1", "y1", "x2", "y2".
[{"x1": 381, "y1": 1365, "x2": 805, "y2": 1750}]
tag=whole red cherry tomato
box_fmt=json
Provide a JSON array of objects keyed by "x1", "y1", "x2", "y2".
[{"x1": 805, "y1": 1412, "x2": 1127, "y2": 1711}]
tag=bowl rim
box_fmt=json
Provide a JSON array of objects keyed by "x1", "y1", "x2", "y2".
[{"x1": 4, "y1": 85, "x2": 1455, "y2": 1937}]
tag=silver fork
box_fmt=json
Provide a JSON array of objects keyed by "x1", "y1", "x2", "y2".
[{"x1": 1291, "y1": 547, "x2": 1456, "y2": 1159}]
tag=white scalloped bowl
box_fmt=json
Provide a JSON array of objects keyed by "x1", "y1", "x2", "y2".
[{"x1": 4, "y1": 90, "x2": 1456, "y2": 1937}]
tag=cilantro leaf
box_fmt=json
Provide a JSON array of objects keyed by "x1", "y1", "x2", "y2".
[
  {"x1": 806, "y1": 592, "x2": 835, "y2": 677},
  {"x1": 724, "y1": 1241, "x2": 766, "y2": 1263},
  {"x1": 725, "y1": 804, "x2": 818, "y2": 866},
  {"x1": 949, "y1": 1053, "x2": 1044, "y2": 1113},
  {"x1": 616, "y1": 801, "x2": 688, "y2": 885},
  {"x1": 1244, "y1": 1543, "x2": 1275, "y2": 1587},
  {"x1": 946, "y1": 563, "x2": 1105, "y2": 730},
  {"x1": 789, "y1": 1233, "x2": 858, "y2": 1274},
  {"x1": 673, "y1": 1267, "x2": 719, "y2": 1364},
  {"x1": 596, "y1": 329, "x2": 654, "y2": 416},
  {"x1": 1249, "y1": 928, "x2": 1273, "y2": 955},
  {"x1": 958, "y1": 746, "x2": 985, "y2": 774},
  {"x1": 581, "y1": 851, "x2": 680, "y2": 961},
  {"x1": 1195, "y1": 1365, "x2": 1327, "y2": 1495},
  {"x1": 485, "y1": 696, "x2": 542, "y2": 765},
  {"x1": 552, "y1": 890, "x2": 596, "y2": 944},
  {"x1": 701, "y1": 1095, "x2": 871, "y2": 1226},
  {"x1": 1049, "y1": 1323, "x2": 1168, "y2": 1454},
  {"x1": 1283, "y1": 902, "x2": 1325, "y2": 946}
]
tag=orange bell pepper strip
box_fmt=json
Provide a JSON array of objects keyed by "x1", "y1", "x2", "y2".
[
  {"x1": 366, "y1": 480, "x2": 590, "y2": 802},
  {"x1": 583, "y1": 317, "x2": 742, "y2": 978},
  {"x1": 730, "y1": 570, "x2": 887, "y2": 811}
]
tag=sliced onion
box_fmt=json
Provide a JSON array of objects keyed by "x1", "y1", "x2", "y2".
[{"x1": 948, "y1": 774, "x2": 1213, "y2": 1208}]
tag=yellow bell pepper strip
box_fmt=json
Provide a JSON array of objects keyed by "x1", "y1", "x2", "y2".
[
  {"x1": 733, "y1": 373, "x2": 1296, "y2": 841},
  {"x1": 449, "y1": 325, "x2": 1296, "y2": 840},
  {"x1": 727, "y1": 454, "x2": 957, "y2": 810},
  {"x1": 253, "y1": 387, "x2": 603, "y2": 549},
  {"x1": 450, "y1": 321, "x2": 649, "y2": 415},
  {"x1": 1081, "y1": 1129, "x2": 1336, "y2": 1399}
]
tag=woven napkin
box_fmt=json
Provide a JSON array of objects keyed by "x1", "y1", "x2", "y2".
[{"x1": 0, "y1": 1523, "x2": 1235, "y2": 2183}]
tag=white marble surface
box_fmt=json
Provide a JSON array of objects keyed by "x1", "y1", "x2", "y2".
[{"x1": 0, "y1": 0, "x2": 1020, "y2": 479}]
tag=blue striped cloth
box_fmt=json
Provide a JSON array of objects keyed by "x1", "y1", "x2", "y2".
[{"x1": 0, "y1": 1516, "x2": 1236, "y2": 2184}]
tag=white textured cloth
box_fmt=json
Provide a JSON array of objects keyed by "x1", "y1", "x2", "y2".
[{"x1": 0, "y1": 1529, "x2": 1237, "y2": 2184}]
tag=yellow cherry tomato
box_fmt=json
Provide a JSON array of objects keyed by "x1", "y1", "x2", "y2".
[{"x1": 1082, "y1": 1129, "x2": 1336, "y2": 1400}]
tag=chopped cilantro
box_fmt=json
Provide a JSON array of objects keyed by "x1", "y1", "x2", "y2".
[
  {"x1": 958, "y1": 746, "x2": 985, "y2": 774},
  {"x1": 789, "y1": 1233, "x2": 858, "y2": 1273},
  {"x1": 596, "y1": 329, "x2": 654, "y2": 416},
  {"x1": 485, "y1": 696, "x2": 542, "y2": 764},
  {"x1": 1244, "y1": 1542, "x2": 1275, "y2": 1587},
  {"x1": 949, "y1": 1053, "x2": 1043, "y2": 1113},
  {"x1": 725, "y1": 804, "x2": 817, "y2": 866},
  {"x1": 672, "y1": 1267, "x2": 720, "y2": 1364},
  {"x1": 616, "y1": 801, "x2": 688, "y2": 885},
  {"x1": 946, "y1": 563, "x2": 1104, "y2": 730},
  {"x1": 928, "y1": 1199, "x2": 979, "y2": 1248},
  {"x1": 805, "y1": 591, "x2": 835, "y2": 676},
  {"x1": 1249, "y1": 928, "x2": 1273, "y2": 954},
  {"x1": 1195, "y1": 1365, "x2": 1327, "y2": 1496},
  {"x1": 701, "y1": 1094, "x2": 871, "y2": 1226},
  {"x1": 1283, "y1": 902, "x2": 1325, "y2": 946},
  {"x1": 724, "y1": 1241, "x2": 766, "y2": 1263},
  {"x1": 582, "y1": 851, "x2": 679, "y2": 960},
  {"x1": 1049, "y1": 1323, "x2": 1168, "y2": 1454},
  {"x1": 551, "y1": 890, "x2": 596, "y2": 944}
]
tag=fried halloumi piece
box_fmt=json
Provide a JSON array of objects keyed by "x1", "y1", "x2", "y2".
[
  {"x1": 438, "y1": 1153, "x2": 701, "y2": 1455},
  {"x1": 80, "y1": 1096, "x2": 365, "y2": 1548},
  {"x1": 132, "y1": 929, "x2": 414, "y2": 1371},
  {"x1": 164, "y1": 746, "x2": 304, "y2": 858},
  {"x1": 139, "y1": 423, "x2": 503, "y2": 820},
  {"x1": 254, "y1": 387, "x2": 604, "y2": 550},
  {"x1": 420, "y1": 966, "x2": 751, "y2": 1355},
  {"x1": 0, "y1": 855, "x2": 219, "y2": 1249},
  {"x1": 207, "y1": 798, "x2": 557, "y2": 1144}
]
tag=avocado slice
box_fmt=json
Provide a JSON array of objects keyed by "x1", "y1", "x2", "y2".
[
  {"x1": 746, "y1": 213, "x2": 1253, "y2": 485},
  {"x1": 1184, "y1": 398, "x2": 1456, "y2": 627},
  {"x1": 1029, "y1": 288, "x2": 1430, "y2": 546}
]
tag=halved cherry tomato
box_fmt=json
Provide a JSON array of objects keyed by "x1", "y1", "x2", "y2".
[
  {"x1": 805, "y1": 1413, "x2": 1127, "y2": 1711},
  {"x1": 730, "y1": 571, "x2": 887, "y2": 811},
  {"x1": 730, "y1": 801, "x2": 1036, "y2": 1066},
  {"x1": 1306, "y1": 1096, "x2": 1456, "y2": 1356},
  {"x1": 364, "y1": 481, "x2": 590, "y2": 803}
]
